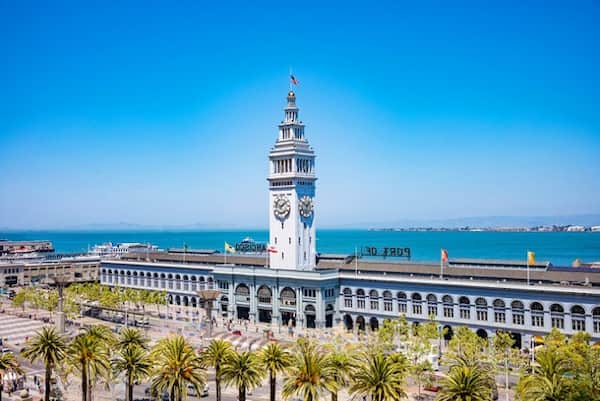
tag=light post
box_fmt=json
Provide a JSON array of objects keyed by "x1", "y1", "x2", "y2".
[
  {"x1": 52, "y1": 275, "x2": 72, "y2": 334},
  {"x1": 197, "y1": 282, "x2": 220, "y2": 338}
]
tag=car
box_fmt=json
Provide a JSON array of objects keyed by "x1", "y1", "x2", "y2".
[
  {"x1": 200, "y1": 385, "x2": 209, "y2": 397},
  {"x1": 0, "y1": 348, "x2": 12, "y2": 354},
  {"x1": 187, "y1": 384, "x2": 197, "y2": 397},
  {"x1": 232, "y1": 330, "x2": 242, "y2": 336}
]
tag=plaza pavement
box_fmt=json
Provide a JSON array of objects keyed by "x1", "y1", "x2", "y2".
[{"x1": 0, "y1": 300, "x2": 516, "y2": 400}]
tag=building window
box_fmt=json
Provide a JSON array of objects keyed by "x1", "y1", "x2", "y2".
[
  {"x1": 412, "y1": 293, "x2": 422, "y2": 315},
  {"x1": 531, "y1": 302, "x2": 544, "y2": 327},
  {"x1": 493, "y1": 299, "x2": 506, "y2": 323},
  {"x1": 475, "y1": 298, "x2": 488, "y2": 321},
  {"x1": 459, "y1": 297, "x2": 471, "y2": 320},
  {"x1": 357, "y1": 289, "x2": 366, "y2": 309},
  {"x1": 592, "y1": 307, "x2": 600, "y2": 334},
  {"x1": 343, "y1": 288, "x2": 352, "y2": 308},
  {"x1": 550, "y1": 304, "x2": 564, "y2": 329},
  {"x1": 383, "y1": 291, "x2": 392, "y2": 312},
  {"x1": 258, "y1": 286, "x2": 272, "y2": 304},
  {"x1": 370, "y1": 290, "x2": 379, "y2": 310},
  {"x1": 427, "y1": 294, "x2": 438, "y2": 317},
  {"x1": 397, "y1": 292, "x2": 407, "y2": 313},
  {"x1": 281, "y1": 252, "x2": 284, "y2": 260},
  {"x1": 571, "y1": 305, "x2": 586, "y2": 331},
  {"x1": 512, "y1": 300, "x2": 524, "y2": 325},
  {"x1": 443, "y1": 295, "x2": 454, "y2": 318},
  {"x1": 289, "y1": 237, "x2": 291, "y2": 244}
]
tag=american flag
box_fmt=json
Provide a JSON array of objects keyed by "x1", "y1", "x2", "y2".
[
  {"x1": 290, "y1": 74, "x2": 299, "y2": 86},
  {"x1": 441, "y1": 249, "x2": 449, "y2": 263}
]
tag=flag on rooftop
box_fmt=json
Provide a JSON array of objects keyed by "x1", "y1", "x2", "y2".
[
  {"x1": 267, "y1": 245, "x2": 278, "y2": 253},
  {"x1": 441, "y1": 249, "x2": 449, "y2": 263},
  {"x1": 527, "y1": 251, "x2": 535, "y2": 266},
  {"x1": 290, "y1": 74, "x2": 299, "y2": 86}
]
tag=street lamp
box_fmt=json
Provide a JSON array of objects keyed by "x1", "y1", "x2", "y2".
[
  {"x1": 52, "y1": 275, "x2": 72, "y2": 334},
  {"x1": 197, "y1": 282, "x2": 220, "y2": 338}
]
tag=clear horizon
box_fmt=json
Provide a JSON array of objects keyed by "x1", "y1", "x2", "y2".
[{"x1": 2, "y1": 1, "x2": 599, "y2": 229}]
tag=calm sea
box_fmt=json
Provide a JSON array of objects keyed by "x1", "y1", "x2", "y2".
[{"x1": 1, "y1": 230, "x2": 599, "y2": 266}]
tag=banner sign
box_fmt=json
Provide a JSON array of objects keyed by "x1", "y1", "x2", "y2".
[
  {"x1": 361, "y1": 246, "x2": 411, "y2": 259},
  {"x1": 235, "y1": 239, "x2": 267, "y2": 253}
]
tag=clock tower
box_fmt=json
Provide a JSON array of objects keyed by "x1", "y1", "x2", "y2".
[{"x1": 268, "y1": 90, "x2": 316, "y2": 270}]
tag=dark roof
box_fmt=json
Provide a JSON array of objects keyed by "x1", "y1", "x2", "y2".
[{"x1": 120, "y1": 251, "x2": 600, "y2": 286}]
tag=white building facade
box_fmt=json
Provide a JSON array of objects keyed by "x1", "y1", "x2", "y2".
[{"x1": 100, "y1": 90, "x2": 600, "y2": 348}]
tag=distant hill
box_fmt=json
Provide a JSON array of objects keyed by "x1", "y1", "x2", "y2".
[{"x1": 342, "y1": 214, "x2": 600, "y2": 229}]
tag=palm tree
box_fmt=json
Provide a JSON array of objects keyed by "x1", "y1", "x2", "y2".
[
  {"x1": 327, "y1": 350, "x2": 353, "y2": 401},
  {"x1": 282, "y1": 339, "x2": 335, "y2": 401},
  {"x1": 349, "y1": 351, "x2": 407, "y2": 401},
  {"x1": 150, "y1": 334, "x2": 206, "y2": 401},
  {"x1": 221, "y1": 351, "x2": 264, "y2": 401},
  {"x1": 437, "y1": 365, "x2": 491, "y2": 401},
  {"x1": 0, "y1": 352, "x2": 23, "y2": 401},
  {"x1": 66, "y1": 332, "x2": 111, "y2": 401},
  {"x1": 201, "y1": 339, "x2": 234, "y2": 401},
  {"x1": 112, "y1": 345, "x2": 152, "y2": 401},
  {"x1": 117, "y1": 327, "x2": 149, "y2": 351},
  {"x1": 259, "y1": 342, "x2": 292, "y2": 401},
  {"x1": 21, "y1": 327, "x2": 67, "y2": 401},
  {"x1": 516, "y1": 350, "x2": 571, "y2": 401},
  {"x1": 84, "y1": 324, "x2": 116, "y2": 345}
]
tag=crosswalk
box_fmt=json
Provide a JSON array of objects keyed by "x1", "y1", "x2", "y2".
[
  {"x1": 0, "y1": 315, "x2": 47, "y2": 345},
  {"x1": 214, "y1": 332, "x2": 269, "y2": 351}
]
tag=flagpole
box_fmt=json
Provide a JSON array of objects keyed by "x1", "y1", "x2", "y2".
[
  {"x1": 355, "y1": 246, "x2": 358, "y2": 276},
  {"x1": 440, "y1": 251, "x2": 443, "y2": 280},
  {"x1": 526, "y1": 250, "x2": 530, "y2": 286},
  {"x1": 224, "y1": 244, "x2": 227, "y2": 265}
]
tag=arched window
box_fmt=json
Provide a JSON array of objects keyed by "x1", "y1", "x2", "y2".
[
  {"x1": 356, "y1": 289, "x2": 366, "y2": 309},
  {"x1": 511, "y1": 300, "x2": 525, "y2": 325},
  {"x1": 397, "y1": 292, "x2": 406, "y2": 313},
  {"x1": 235, "y1": 284, "x2": 250, "y2": 303},
  {"x1": 397, "y1": 292, "x2": 407, "y2": 313},
  {"x1": 281, "y1": 287, "x2": 296, "y2": 306},
  {"x1": 427, "y1": 294, "x2": 438, "y2": 316},
  {"x1": 383, "y1": 291, "x2": 393, "y2": 312},
  {"x1": 459, "y1": 297, "x2": 471, "y2": 319},
  {"x1": 550, "y1": 304, "x2": 564, "y2": 329},
  {"x1": 593, "y1": 307, "x2": 600, "y2": 334},
  {"x1": 343, "y1": 288, "x2": 353, "y2": 308},
  {"x1": 369, "y1": 290, "x2": 379, "y2": 310},
  {"x1": 493, "y1": 299, "x2": 506, "y2": 324},
  {"x1": 571, "y1": 305, "x2": 586, "y2": 331},
  {"x1": 475, "y1": 297, "x2": 488, "y2": 321},
  {"x1": 257, "y1": 285, "x2": 272, "y2": 304},
  {"x1": 442, "y1": 295, "x2": 454, "y2": 318},
  {"x1": 530, "y1": 302, "x2": 544, "y2": 327},
  {"x1": 412, "y1": 293, "x2": 422, "y2": 315}
]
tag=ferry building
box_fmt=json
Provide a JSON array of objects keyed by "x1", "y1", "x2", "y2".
[{"x1": 100, "y1": 90, "x2": 600, "y2": 348}]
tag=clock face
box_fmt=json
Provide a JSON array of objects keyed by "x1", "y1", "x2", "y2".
[
  {"x1": 299, "y1": 195, "x2": 314, "y2": 218},
  {"x1": 273, "y1": 195, "x2": 291, "y2": 219}
]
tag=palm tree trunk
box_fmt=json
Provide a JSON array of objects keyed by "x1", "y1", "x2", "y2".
[
  {"x1": 331, "y1": 391, "x2": 338, "y2": 401},
  {"x1": 81, "y1": 362, "x2": 88, "y2": 401},
  {"x1": 239, "y1": 385, "x2": 245, "y2": 401},
  {"x1": 0, "y1": 373, "x2": 3, "y2": 401},
  {"x1": 215, "y1": 366, "x2": 221, "y2": 401},
  {"x1": 45, "y1": 363, "x2": 52, "y2": 401},
  {"x1": 270, "y1": 371, "x2": 276, "y2": 401},
  {"x1": 127, "y1": 372, "x2": 133, "y2": 401}
]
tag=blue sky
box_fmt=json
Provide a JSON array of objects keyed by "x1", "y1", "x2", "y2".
[{"x1": 1, "y1": 1, "x2": 599, "y2": 229}]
